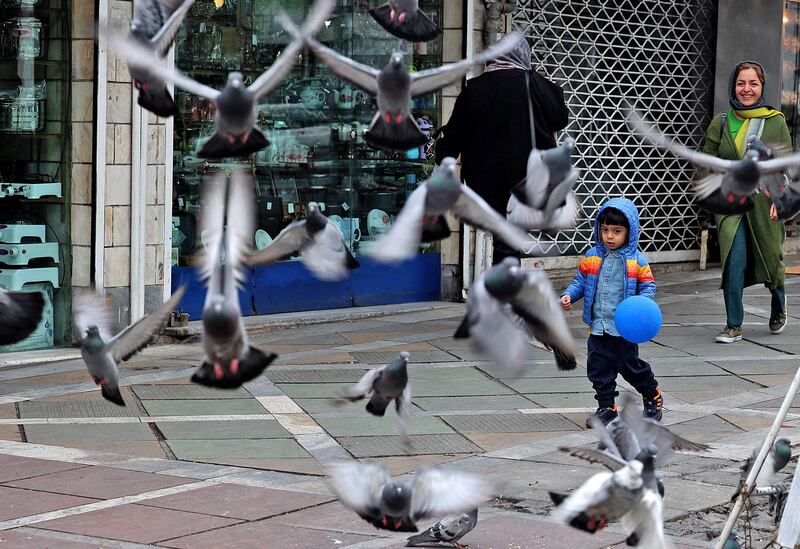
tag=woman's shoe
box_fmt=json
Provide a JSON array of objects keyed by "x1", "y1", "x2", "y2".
[
  {"x1": 715, "y1": 325, "x2": 742, "y2": 343},
  {"x1": 770, "y1": 296, "x2": 787, "y2": 334}
]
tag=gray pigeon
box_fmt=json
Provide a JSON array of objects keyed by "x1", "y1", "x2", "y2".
[
  {"x1": 723, "y1": 529, "x2": 741, "y2": 549},
  {"x1": 549, "y1": 448, "x2": 646, "y2": 534},
  {"x1": 245, "y1": 202, "x2": 359, "y2": 281},
  {"x1": 750, "y1": 137, "x2": 800, "y2": 221},
  {"x1": 0, "y1": 288, "x2": 45, "y2": 345},
  {"x1": 627, "y1": 107, "x2": 800, "y2": 212},
  {"x1": 506, "y1": 191, "x2": 581, "y2": 233},
  {"x1": 278, "y1": 18, "x2": 522, "y2": 151},
  {"x1": 190, "y1": 170, "x2": 277, "y2": 389},
  {"x1": 339, "y1": 352, "x2": 412, "y2": 440},
  {"x1": 369, "y1": 0, "x2": 441, "y2": 42},
  {"x1": 731, "y1": 437, "x2": 793, "y2": 502},
  {"x1": 754, "y1": 477, "x2": 793, "y2": 524},
  {"x1": 108, "y1": 0, "x2": 333, "y2": 158},
  {"x1": 371, "y1": 157, "x2": 539, "y2": 263},
  {"x1": 406, "y1": 508, "x2": 478, "y2": 548},
  {"x1": 74, "y1": 286, "x2": 186, "y2": 406},
  {"x1": 128, "y1": 0, "x2": 194, "y2": 117},
  {"x1": 327, "y1": 461, "x2": 491, "y2": 532}
]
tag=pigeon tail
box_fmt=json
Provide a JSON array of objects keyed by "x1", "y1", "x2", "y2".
[
  {"x1": 198, "y1": 127, "x2": 270, "y2": 159},
  {"x1": 453, "y1": 315, "x2": 470, "y2": 339},
  {"x1": 101, "y1": 385, "x2": 126, "y2": 406},
  {"x1": 553, "y1": 347, "x2": 577, "y2": 371},
  {"x1": 137, "y1": 86, "x2": 179, "y2": 118},
  {"x1": 366, "y1": 396, "x2": 389, "y2": 417},
  {"x1": 191, "y1": 346, "x2": 277, "y2": 389},
  {"x1": 420, "y1": 215, "x2": 450, "y2": 243},
  {"x1": 365, "y1": 114, "x2": 428, "y2": 152},
  {"x1": 405, "y1": 529, "x2": 439, "y2": 546},
  {"x1": 772, "y1": 184, "x2": 800, "y2": 221},
  {"x1": 345, "y1": 247, "x2": 360, "y2": 269},
  {"x1": 0, "y1": 290, "x2": 45, "y2": 345},
  {"x1": 626, "y1": 532, "x2": 640, "y2": 546},
  {"x1": 368, "y1": 4, "x2": 442, "y2": 42}
]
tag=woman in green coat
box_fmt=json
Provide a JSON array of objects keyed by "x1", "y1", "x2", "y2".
[{"x1": 702, "y1": 61, "x2": 791, "y2": 343}]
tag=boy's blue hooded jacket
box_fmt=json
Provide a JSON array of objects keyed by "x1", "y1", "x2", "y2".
[{"x1": 562, "y1": 198, "x2": 656, "y2": 326}]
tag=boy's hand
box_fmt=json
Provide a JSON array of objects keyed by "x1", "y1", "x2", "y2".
[{"x1": 560, "y1": 295, "x2": 572, "y2": 311}]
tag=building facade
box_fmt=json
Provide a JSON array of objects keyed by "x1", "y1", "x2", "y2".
[{"x1": 3, "y1": 0, "x2": 799, "y2": 351}]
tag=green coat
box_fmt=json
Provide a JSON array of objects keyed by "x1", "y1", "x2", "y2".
[{"x1": 702, "y1": 112, "x2": 791, "y2": 290}]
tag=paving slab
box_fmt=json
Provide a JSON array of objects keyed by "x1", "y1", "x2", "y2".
[
  {"x1": 140, "y1": 399, "x2": 270, "y2": 417},
  {"x1": 268, "y1": 500, "x2": 390, "y2": 536},
  {"x1": 502, "y1": 377, "x2": 596, "y2": 394},
  {"x1": 369, "y1": 454, "x2": 464, "y2": 475},
  {"x1": 440, "y1": 413, "x2": 580, "y2": 433},
  {"x1": 413, "y1": 394, "x2": 537, "y2": 412},
  {"x1": 657, "y1": 375, "x2": 762, "y2": 392},
  {"x1": 201, "y1": 457, "x2": 328, "y2": 476},
  {"x1": 24, "y1": 423, "x2": 157, "y2": 443},
  {"x1": 464, "y1": 431, "x2": 568, "y2": 452},
  {"x1": 138, "y1": 483, "x2": 333, "y2": 520},
  {"x1": 156, "y1": 420, "x2": 292, "y2": 440},
  {"x1": 56, "y1": 441, "x2": 167, "y2": 459},
  {"x1": 130, "y1": 384, "x2": 252, "y2": 400},
  {"x1": 525, "y1": 392, "x2": 598, "y2": 408},
  {"x1": 666, "y1": 414, "x2": 744, "y2": 444},
  {"x1": 5, "y1": 465, "x2": 191, "y2": 499},
  {"x1": 710, "y1": 359, "x2": 800, "y2": 375},
  {"x1": 166, "y1": 438, "x2": 310, "y2": 460},
  {"x1": 293, "y1": 398, "x2": 371, "y2": 414},
  {"x1": 0, "y1": 486, "x2": 97, "y2": 520},
  {"x1": 661, "y1": 478, "x2": 732, "y2": 512},
  {"x1": 17, "y1": 400, "x2": 142, "y2": 418},
  {"x1": 337, "y1": 434, "x2": 481, "y2": 457},
  {"x1": 350, "y1": 350, "x2": 456, "y2": 363},
  {"x1": 0, "y1": 529, "x2": 109, "y2": 548},
  {"x1": 0, "y1": 455, "x2": 88, "y2": 483},
  {"x1": 266, "y1": 368, "x2": 368, "y2": 383},
  {"x1": 35, "y1": 504, "x2": 242, "y2": 544},
  {"x1": 314, "y1": 415, "x2": 453, "y2": 437}
]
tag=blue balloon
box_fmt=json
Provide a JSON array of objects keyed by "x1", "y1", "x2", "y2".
[{"x1": 614, "y1": 295, "x2": 662, "y2": 343}]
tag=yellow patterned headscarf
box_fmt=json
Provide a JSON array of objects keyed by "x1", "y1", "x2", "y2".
[{"x1": 733, "y1": 108, "x2": 785, "y2": 158}]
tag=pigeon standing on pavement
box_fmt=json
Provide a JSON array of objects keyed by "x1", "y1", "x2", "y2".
[
  {"x1": 369, "y1": 0, "x2": 441, "y2": 42},
  {"x1": 370, "y1": 157, "x2": 538, "y2": 263},
  {"x1": 406, "y1": 508, "x2": 478, "y2": 548},
  {"x1": 108, "y1": 0, "x2": 334, "y2": 158},
  {"x1": 327, "y1": 461, "x2": 492, "y2": 532},
  {"x1": 191, "y1": 171, "x2": 277, "y2": 389},
  {"x1": 339, "y1": 351, "x2": 412, "y2": 440},
  {"x1": 731, "y1": 437, "x2": 793, "y2": 502},
  {"x1": 128, "y1": 0, "x2": 194, "y2": 117},
  {"x1": 245, "y1": 201, "x2": 359, "y2": 281},
  {"x1": 627, "y1": 107, "x2": 800, "y2": 214},
  {"x1": 278, "y1": 17, "x2": 522, "y2": 150},
  {"x1": 74, "y1": 286, "x2": 186, "y2": 406},
  {"x1": 0, "y1": 288, "x2": 45, "y2": 345}
]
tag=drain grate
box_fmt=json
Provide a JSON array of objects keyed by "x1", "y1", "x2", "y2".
[
  {"x1": 337, "y1": 434, "x2": 481, "y2": 457},
  {"x1": 130, "y1": 384, "x2": 251, "y2": 400},
  {"x1": 267, "y1": 369, "x2": 369, "y2": 383},
  {"x1": 18, "y1": 401, "x2": 141, "y2": 418},
  {"x1": 350, "y1": 351, "x2": 454, "y2": 363},
  {"x1": 440, "y1": 413, "x2": 580, "y2": 433}
]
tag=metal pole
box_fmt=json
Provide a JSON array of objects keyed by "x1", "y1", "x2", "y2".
[
  {"x1": 715, "y1": 361, "x2": 800, "y2": 549},
  {"x1": 776, "y1": 464, "x2": 800, "y2": 547}
]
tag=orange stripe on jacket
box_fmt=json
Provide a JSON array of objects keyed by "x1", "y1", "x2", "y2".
[
  {"x1": 637, "y1": 264, "x2": 655, "y2": 284},
  {"x1": 579, "y1": 256, "x2": 602, "y2": 276}
]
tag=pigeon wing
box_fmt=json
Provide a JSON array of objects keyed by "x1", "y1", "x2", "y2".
[
  {"x1": 692, "y1": 173, "x2": 723, "y2": 200},
  {"x1": 225, "y1": 170, "x2": 256, "y2": 284},
  {"x1": 150, "y1": 0, "x2": 195, "y2": 57},
  {"x1": 302, "y1": 222, "x2": 352, "y2": 280},
  {"x1": 105, "y1": 286, "x2": 186, "y2": 362},
  {"x1": 619, "y1": 394, "x2": 710, "y2": 457},
  {"x1": 251, "y1": 0, "x2": 335, "y2": 100},
  {"x1": 409, "y1": 32, "x2": 524, "y2": 98},
  {"x1": 395, "y1": 381, "x2": 412, "y2": 441},
  {"x1": 199, "y1": 170, "x2": 226, "y2": 283},
  {"x1": 371, "y1": 183, "x2": 427, "y2": 262},
  {"x1": 328, "y1": 461, "x2": 389, "y2": 518},
  {"x1": 551, "y1": 472, "x2": 614, "y2": 524},
  {"x1": 452, "y1": 184, "x2": 531, "y2": 254},
  {"x1": 245, "y1": 221, "x2": 311, "y2": 266},
  {"x1": 340, "y1": 366, "x2": 384, "y2": 400},
  {"x1": 607, "y1": 419, "x2": 642, "y2": 462},
  {"x1": 511, "y1": 270, "x2": 577, "y2": 357},
  {"x1": 560, "y1": 446, "x2": 626, "y2": 472},
  {"x1": 73, "y1": 289, "x2": 115, "y2": 342},
  {"x1": 758, "y1": 150, "x2": 800, "y2": 174},
  {"x1": 410, "y1": 468, "x2": 492, "y2": 522}
]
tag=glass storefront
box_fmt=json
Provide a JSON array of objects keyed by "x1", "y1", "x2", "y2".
[
  {"x1": 783, "y1": 1, "x2": 800, "y2": 146},
  {"x1": 171, "y1": 0, "x2": 443, "y2": 316},
  {"x1": 0, "y1": 0, "x2": 70, "y2": 349}
]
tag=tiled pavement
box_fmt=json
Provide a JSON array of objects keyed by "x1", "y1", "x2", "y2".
[{"x1": 0, "y1": 268, "x2": 798, "y2": 547}]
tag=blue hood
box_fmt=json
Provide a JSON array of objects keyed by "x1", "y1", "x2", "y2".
[{"x1": 594, "y1": 197, "x2": 641, "y2": 256}]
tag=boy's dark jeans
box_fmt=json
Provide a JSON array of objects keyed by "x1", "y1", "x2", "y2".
[{"x1": 587, "y1": 333, "x2": 658, "y2": 407}]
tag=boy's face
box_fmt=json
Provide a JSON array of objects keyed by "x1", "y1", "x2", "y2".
[{"x1": 600, "y1": 223, "x2": 628, "y2": 250}]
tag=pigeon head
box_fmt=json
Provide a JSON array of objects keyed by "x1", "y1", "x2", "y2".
[
  {"x1": 774, "y1": 438, "x2": 792, "y2": 461},
  {"x1": 634, "y1": 444, "x2": 658, "y2": 472},
  {"x1": 82, "y1": 326, "x2": 105, "y2": 351},
  {"x1": 202, "y1": 295, "x2": 239, "y2": 339},
  {"x1": 227, "y1": 72, "x2": 245, "y2": 89},
  {"x1": 388, "y1": 52, "x2": 405, "y2": 69},
  {"x1": 747, "y1": 135, "x2": 771, "y2": 160},
  {"x1": 540, "y1": 137, "x2": 576, "y2": 182},
  {"x1": 426, "y1": 159, "x2": 461, "y2": 198},
  {"x1": 723, "y1": 151, "x2": 761, "y2": 196},
  {"x1": 484, "y1": 263, "x2": 526, "y2": 302},
  {"x1": 305, "y1": 202, "x2": 328, "y2": 233},
  {"x1": 386, "y1": 352, "x2": 410, "y2": 378},
  {"x1": 381, "y1": 482, "x2": 412, "y2": 515}
]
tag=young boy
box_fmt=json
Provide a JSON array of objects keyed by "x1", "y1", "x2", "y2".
[{"x1": 560, "y1": 197, "x2": 662, "y2": 425}]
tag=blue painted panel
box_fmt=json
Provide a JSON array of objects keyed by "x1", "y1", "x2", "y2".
[{"x1": 172, "y1": 253, "x2": 442, "y2": 318}]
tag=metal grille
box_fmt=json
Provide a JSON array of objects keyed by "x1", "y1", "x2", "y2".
[{"x1": 513, "y1": 0, "x2": 718, "y2": 256}]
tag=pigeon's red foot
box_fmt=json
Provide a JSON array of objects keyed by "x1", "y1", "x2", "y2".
[
  {"x1": 382, "y1": 516, "x2": 389, "y2": 527},
  {"x1": 226, "y1": 133, "x2": 237, "y2": 144},
  {"x1": 133, "y1": 80, "x2": 150, "y2": 92},
  {"x1": 398, "y1": 12, "x2": 407, "y2": 22},
  {"x1": 393, "y1": 518, "x2": 403, "y2": 529},
  {"x1": 384, "y1": 112, "x2": 392, "y2": 124},
  {"x1": 727, "y1": 193, "x2": 735, "y2": 203},
  {"x1": 230, "y1": 358, "x2": 240, "y2": 375},
  {"x1": 242, "y1": 131, "x2": 250, "y2": 144},
  {"x1": 91, "y1": 375, "x2": 100, "y2": 385},
  {"x1": 394, "y1": 114, "x2": 404, "y2": 124},
  {"x1": 390, "y1": 8, "x2": 396, "y2": 20},
  {"x1": 213, "y1": 362, "x2": 224, "y2": 379}
]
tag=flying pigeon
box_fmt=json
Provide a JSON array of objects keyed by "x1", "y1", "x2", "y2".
[
  {"x1": 549, "y1": 448, "x2": 647, "y2": 534},
  {"x1": 749, "y1": 137, "x2": 800, "y2": 221},
  {"x1": 370, "y1": 157, "x2": 538, "y2": 263},
  {"x1": 627, "y1": 107, "x2": 800, "y2": 213},
  {"x1": 369, "y1": 0, "x2": 442, "y2": 42},
  {"x1": 190, "y1": 170, "x2": 277, "y2": 389},
  {"x1": 0, "y1": 288, "x2": 45, "y2": 345},
  {"x1": 74, "y1": 286, "x2": 186, "y2": 405},
  {"x1": 731, "y1": 437, "x2": 793, "y2": 502},
  {"x1": 128, "y1": 0, "x2": 195, "y2": 117},
  {"x1": 278, "y1": 17, "x2": 523, "y2": 150},
  {"x1": 506, "y1": 191, "x2": 581, "y2": 233},
  {"x1": 339, "y1": 351, "x2": 412, "y2": 440},
  {"x1": 406, "y1": 508, "x2": 478, "y2": 548},
  {"x1": 244, "y1": 202, "x2": 359, "y2": 281},
  {"x1": 107, "y1": 0, "x2": 334, "y2": 158},
  {"x1": 327, "y1": 461, "x2": 492, "y2": 532}
]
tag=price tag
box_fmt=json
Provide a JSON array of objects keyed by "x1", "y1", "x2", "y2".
[
  {"x1": 287, "y1": 203, "x2": 295, "y2": 214},
  {"x1": 341, "y1": 202, "x2": 349, "y2": 211},
  {"x1": 319, "y1": 202, "x2": 326, "y2": 211},
  {"x1": 266, "y1": 201, "x2": 272, "y2": 210}
]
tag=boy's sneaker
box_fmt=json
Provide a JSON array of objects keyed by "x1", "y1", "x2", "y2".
[
  {"x1": 715, "y1": 325, "x2": 742, "y2": 343},
  {"x1": 643, "y1": 388, "x2": 663, "y2": 421},
  {"x1": 585, "y1": 404, "x2": 618, "y2": 428},
  {"x1": 770, "y1": 297, "x2": 787, "y2": 334}
]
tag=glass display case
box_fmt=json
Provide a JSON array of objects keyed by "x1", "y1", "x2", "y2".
[
  {"x1": 171, "y1": 0, "x2": 443, "y2": 269},
  {"x1": 0, "y1": 0, "x2": 70, "y2": 350}
]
